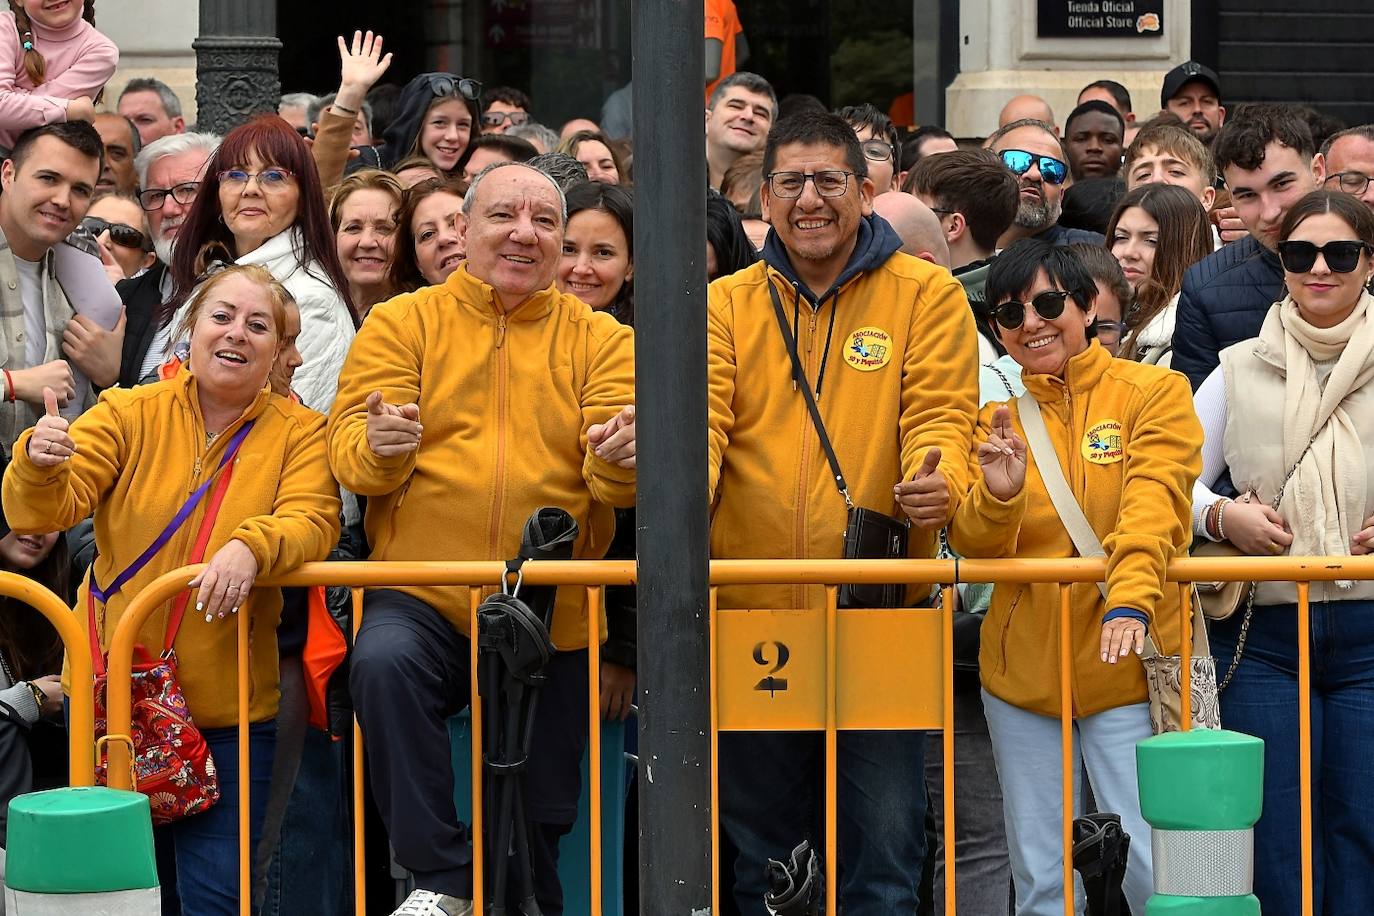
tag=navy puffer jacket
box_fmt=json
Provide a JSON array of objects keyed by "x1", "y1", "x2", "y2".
[{"x1": 1171, "y1": 234, "x2": 1284, "y2": 391}]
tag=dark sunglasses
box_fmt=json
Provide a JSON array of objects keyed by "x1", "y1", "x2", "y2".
[
  {"x1": 426, "y1": 74, "x2": 482, "y2": 102},
  {"x1": 481, "y1": 110, "x2": 530, "y2": 128},
  {"x1": 80, "y1": 216, "x2": 150, "y2": 251},
  {"x1": 1277, "y1": 239, "x2": 1371, "y2": 274},
  {"x1": 994, "y1": 289, "x2": 1071, "y2": 331},
  {"x1": 999, "y1": 148, "x2": 1069, "y2": 185}
]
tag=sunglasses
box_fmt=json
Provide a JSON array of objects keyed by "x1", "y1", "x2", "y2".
[
  {"x1": 994, "y1": 289, "x2": 1071, "y2": 331},
  {"x1": 999, "y1": 149, "x2": 1069, "y2": 185},
  {"x1": 1277, "y1": 239, "x2": 1371, "y2": 274},
  {"x1": 426, "y1": 75, "x2": 482, "y2": 102},
  {"x1": 80, "y1": 216, "x2": 150, "y2": 251},
  {"x1": 481, "y1": 110, "x2": 530, "y2": 128}
]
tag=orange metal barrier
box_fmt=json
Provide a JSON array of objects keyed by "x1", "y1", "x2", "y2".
[
  {"x1": 99, "y1": 555, "x2": 1359, "y2": 916},
  {"x1": 0, "y1": 571, "x2": 95, "y2": 787}
]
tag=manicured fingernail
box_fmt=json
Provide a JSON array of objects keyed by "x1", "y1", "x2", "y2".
[
  {"x1": 231, "y1": 606, "x2": 239, "y2": 614},
  {"x1": 205, "y1": 613, "x2": 213, "y2": 623},
  {"x1": 196, "y1": 601, "x2": 203, "y2": 612}
]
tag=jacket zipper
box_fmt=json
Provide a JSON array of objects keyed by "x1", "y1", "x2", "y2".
[
  {"x1": 998, "y1": 588, "x2": 1023, "y2": 676},
  {"x1": 487, "y1": 314, "x2": 509, "y2": 565}
]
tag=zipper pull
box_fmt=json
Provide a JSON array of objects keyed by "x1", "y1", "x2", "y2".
[
  {"x1": 496, "y1": 314, "x2": 507, "y2": 349},
  {"x1": 806, "y1": 311, "x2": 818, "y2": 353}
]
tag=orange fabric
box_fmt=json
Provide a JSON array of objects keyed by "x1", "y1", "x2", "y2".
[
  {"x1": 888, "y1": 93, "x2": 915, "y2": 129},
  {"x1": 704, "y1": 0, "x2": 742, "y2": 104},
  {"x1": 303, "y1": 586, "x2": 347, "y2": 734}
]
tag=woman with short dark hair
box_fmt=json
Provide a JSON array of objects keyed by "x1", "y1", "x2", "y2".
[{"x1": 950, "y1": 238, "x2": 1202, "y2": 915}]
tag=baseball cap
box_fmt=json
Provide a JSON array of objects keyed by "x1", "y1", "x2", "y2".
[{"x1": 1160, "y1": 62, "x2": 1222, "y2": 108}]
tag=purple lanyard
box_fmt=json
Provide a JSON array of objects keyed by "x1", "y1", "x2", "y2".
[{"x1": 89, "y1": 420, "x2": 255, "y2": 604}]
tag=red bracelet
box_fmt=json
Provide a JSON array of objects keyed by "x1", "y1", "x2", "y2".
[{"x1": 3, "y1": 369, "x2": 14, "y2": 403}]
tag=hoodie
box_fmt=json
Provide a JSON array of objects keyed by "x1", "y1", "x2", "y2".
[
  {"x1": 382, "y1": 73, "x2": 478, "y2": 171},
  {"x1": 707, "y1": 214, "x2": 980, "y2": 609}
]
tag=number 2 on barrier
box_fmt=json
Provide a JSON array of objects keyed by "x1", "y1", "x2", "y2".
[{"x1": 753, "y1": 640, "x2": 790, "y2": 695}]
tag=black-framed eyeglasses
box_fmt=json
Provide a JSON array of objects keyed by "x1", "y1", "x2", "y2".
[
  {"x1": 137, "y1": 181, "x2": 199, "y2": 211},
  {"x1": 929, "y1": 207, "x2": 956, "y2": 216},
  {"x1": 999, "y1": 148, "x2": 1069, "y2": 185},
  {"x1": 481, "y1": 110, "x2": 530, "y2": 128},
  {"x1": 1325, "y1": 171, "x2": 1373, "y2": 197},
  {"x1": 426, "y1": 74, "x2": 482, "y2": 102},
  {"x1": 994, "y1": 289, "x2": 1071, "y2": 330},
  {"x1": 1277, "y1": 239, "x2": 1371, "y2": 274},
  {"x1": 861, "y1": 139, "x2": 894, "y2": 163},
  {"x1": 765, "y1": 170, "x2": 854, "y2": 199},
  {"x1": 80, "y1": 216, "x2": 150, "y2": 251}
]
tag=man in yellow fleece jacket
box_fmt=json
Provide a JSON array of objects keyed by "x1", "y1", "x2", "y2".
[
  {"x1": 708, "y1": 111, "x2": 978, "y2": 915},
  {"x1": 327, "y1": 162, "x2": 636, "y2": 916}
]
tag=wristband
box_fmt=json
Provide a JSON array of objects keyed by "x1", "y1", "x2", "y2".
[
  {"x1": 1215, "y1": 498, "x2": 1231, "y2": 543},
  {"x1": 25, "y1": 681, "x2": 44, "y2": 713},
  {"x1": 3, "y1": 369, "x2": 14, "y2": 403},
  {"x1": 332, "y1": 103, "x2": 359, "y2": 116}
]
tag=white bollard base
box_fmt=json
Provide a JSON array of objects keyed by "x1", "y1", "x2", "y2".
[{"x1": 5, "y1": 886, "x2": 160, "y2": 914}]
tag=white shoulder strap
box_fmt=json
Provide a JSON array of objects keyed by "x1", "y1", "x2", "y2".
[{"x1": 1016, "y1": 392, "x2": 1109, "y2": 601}]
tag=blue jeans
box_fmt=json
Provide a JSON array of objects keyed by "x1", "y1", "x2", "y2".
[
  {"x1": 1211, "y1": 599, "x2": 1374, "y2": 916},
  {"x1": 981, "y1": 691, "x2": 1153, "y2": 916},
  {"x1": 719, "y1": 730, "x2": 927, "y2": 915},
  {"x1": 155, "y1": 721, "x2": 277, "y2": 916}
]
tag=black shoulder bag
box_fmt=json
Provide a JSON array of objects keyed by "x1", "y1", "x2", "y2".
[{"x1": 767, "y1": 280, "x2": 910, "y2": 608}]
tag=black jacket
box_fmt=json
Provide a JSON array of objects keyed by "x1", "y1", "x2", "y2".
[
  {"x1": 116, "y1": 261, "x2": 168, "y2": 389},
  {"x1": 1171, "y1": 235, "x2": 1284, "y2": 390},
  {"x1": 381, "y1": 73, "x2": 476, "y2": 171},
  {"x1": 1035, "y1": 223, "x2": 1105, "y2": 247}
]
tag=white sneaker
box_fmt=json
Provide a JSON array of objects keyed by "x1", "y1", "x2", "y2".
[{"x1": 391, "y1": 888, "x2": 474, "y2": 916}]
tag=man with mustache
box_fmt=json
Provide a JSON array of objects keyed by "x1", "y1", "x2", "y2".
[
  {"x1": 1162, "y1": 61, "x2": 1226, "y2": 146},
  {"x1": 989, "y1": 118, "x2": 1104, "y2": 248},
  {"x1": 113, "y1": 131, "x2": 220, "y2": 387}
]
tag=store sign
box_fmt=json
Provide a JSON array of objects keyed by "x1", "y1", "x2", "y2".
[{"x1": 1038, "y1": 0, "x2": 1164, "y2": 38}]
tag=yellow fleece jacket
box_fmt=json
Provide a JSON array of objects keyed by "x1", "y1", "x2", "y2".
[
  {"x1": 327, "y1": 266, "x2": 635, "y2": 649},
  {"x1": 707, "y1": 253, "x2": 979, "y2": 609},
  {"x1": 949, "y1": 343, "x2": 1202, "y2": 718},
  {"x1": 2, "y1": 370, "x2": 341, "y2": 728}
]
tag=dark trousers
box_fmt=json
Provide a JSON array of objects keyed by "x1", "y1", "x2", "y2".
[
  {"x1": 719, "y1": 730, "x2": 927, "y2": 916},
  {"x1": 351, "y1": 590, "x2": 589, "y2": 913},
  {"x1": 1212, "y1": 599, "x2": 1374, "y2": 916}
]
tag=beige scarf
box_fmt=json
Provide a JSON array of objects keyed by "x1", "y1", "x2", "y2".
[{"x1": 1272, "y1": 290, "x2": 1374, "y2": 584}]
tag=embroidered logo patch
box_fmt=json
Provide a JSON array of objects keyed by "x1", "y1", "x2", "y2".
[
  {"x1": 1082, "y1": 420, "x2": 1124, "y2": 464},
  {"x1": 843, "y1": 326, "x2": 893, "y2": 371}
]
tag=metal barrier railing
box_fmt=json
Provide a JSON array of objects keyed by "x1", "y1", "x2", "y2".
[
  {"x1": 0, "y1": 571, "x2": 95, "y2": 787},
  {"x1": 99, "y1": 555, "x2": 1361, "y2": 916}
]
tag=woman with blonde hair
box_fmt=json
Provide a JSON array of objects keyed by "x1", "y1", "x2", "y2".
[
  {"x1": 3, "y1": 263, "x2": 340, "y2": 914},
  {"x1": 329, "y1": 169, "x2": 403, "y2": 317}
]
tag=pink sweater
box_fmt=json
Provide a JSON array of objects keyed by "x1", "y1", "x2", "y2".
[{"x1": 0, "y1": 11, "x2": 117, "y2": 149}]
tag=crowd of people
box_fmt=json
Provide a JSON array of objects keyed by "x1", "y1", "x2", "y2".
[{"x1": 0, "y1": 1, "x2": 1365, "y2": 915}]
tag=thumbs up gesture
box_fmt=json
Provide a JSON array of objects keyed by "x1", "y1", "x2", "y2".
[
  {"x1": 364, "y1": 390, "x2": 423, "y2": 457},
  {"x1": 976, "y1": 405, "x2": 1027, "y2": 501},
  {"x1": 27, "y1": 387, "x2": 76, "y2": 467},
  {"x1": 587, "y1": 405, "x2": 636, "y2": 469},
  {"x1": 895, "y1": 446, "x2": 951, "y2": 529}
]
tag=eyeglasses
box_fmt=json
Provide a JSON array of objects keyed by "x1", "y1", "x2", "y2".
[
  {"x1": 481, "y1": 110, "x2": 530, "y2": 128},
  {"x1": 218, "y1": 168, "x2": 296, "y2": 191},
  {"x1": 426, "y1": 75, "x2": 482, "y2": 102},
  {"x1": 994, "y1": 289, "x2": 1071, "y2": 330},
  {"x1": 137, "y1": 181, "x2": 199, "y2": 211},
  {"x1": 80, "y1": 216, "x2": 150, "y2": 251},
  {"x1": 861, "y1": 139, "x2": 894, "y2": 163},
  {"x1": 765, "y1": 170, "x2": 854, "y2": 199},
  {"x1": 1325, "y1": 171, "x2": 1373, "y2": 196},
  {"x1": 999, "y1": 149, "x2": 1069, "y2": 185},
  {"x1": 1277, "y1": 239, "x2": 1371, "y2": 274},
  {"x1": 1092, "y1": 319, "x2": 1129, "y2": 341}
]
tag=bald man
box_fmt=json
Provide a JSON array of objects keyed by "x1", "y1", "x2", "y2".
[
  {"x1": 873, "y1": 191, "x2": 950, "y2": 267},
  {"x1": 998, "y1": 95, "x2": 1057, "y2": 135}
]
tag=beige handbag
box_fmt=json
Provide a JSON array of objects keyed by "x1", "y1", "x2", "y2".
[
  {"x1": 1192, "y1": 539, "x2": 1251, "y2": 621},
  {"x1": 1018, "y1": 394, "x2": 1221, "y2": 734}
]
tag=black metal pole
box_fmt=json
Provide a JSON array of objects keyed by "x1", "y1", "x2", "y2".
[
  {"x1": 193, "y1": 0, "x2": 281, "y2": 135},
  {"x1": 633, "y1": 1, "x2": 712, "y2": 913}
]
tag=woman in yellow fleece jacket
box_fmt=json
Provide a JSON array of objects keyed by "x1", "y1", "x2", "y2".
[
  {"x1": 949, "y1": 240, "x2": 1201, "y2": 916},
  {"x1": 2, "y1": 265, "x2": 340, "y2": 915}
]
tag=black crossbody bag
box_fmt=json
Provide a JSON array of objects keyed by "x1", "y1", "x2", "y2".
[{"x1": 767, "y1": 281, "x2": 910, "y2": 608}]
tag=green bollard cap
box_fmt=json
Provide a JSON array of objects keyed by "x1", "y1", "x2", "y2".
[
  {"x1": 1146, "y1": 894, "x2": 1261, "y2": 914},
  {"x1": 6, "y1": 787, "x2": 158, "y2": 893},
  {"x1": 1136, "y1": 729, "x2": 1264, "y2": 830}
]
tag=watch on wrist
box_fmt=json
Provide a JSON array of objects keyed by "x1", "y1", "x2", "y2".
[{"x1": 26, "y1": 681, "x2": 44, "y2": 712}]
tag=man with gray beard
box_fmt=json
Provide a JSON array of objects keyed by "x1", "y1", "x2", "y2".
[
  {"x1": 988, "y1": 117, "x2": 1104, "y2": 248},
  {"x1": 115, "y1": 131, "x2": 220, "y2": 387}
]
